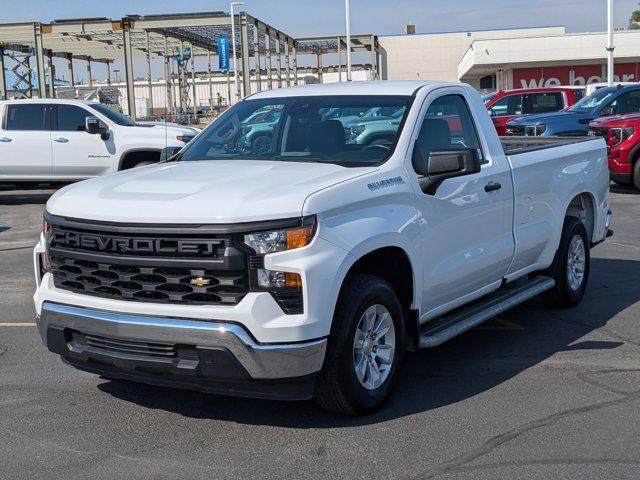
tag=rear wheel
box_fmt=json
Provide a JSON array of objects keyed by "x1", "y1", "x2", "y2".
[
  {"x1": 541, "y1": 216, "x2": 590, "y2": 308},
  {"x1": 314, "y1": 275, "x2": 405, "y2": 415}
]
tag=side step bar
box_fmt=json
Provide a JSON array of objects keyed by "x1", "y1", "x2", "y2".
[{"x1": 419, "y1": 276, "x2": 555, "y2": 348}]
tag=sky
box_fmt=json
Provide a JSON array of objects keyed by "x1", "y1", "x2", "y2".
[
  {"x1": 2, "y1": 0, "x2": 639, "y2": 83},
  {"x1": 2, "y1": 0, "x2": 639, "y2": 37}
]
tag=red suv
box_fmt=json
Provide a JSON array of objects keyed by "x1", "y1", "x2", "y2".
[
  {"x1": 485, "y1": 87, "x2": 585, "y2": 135},
  {"x1": 589, "y1": 114, "x2": 640, "y2": 189}
]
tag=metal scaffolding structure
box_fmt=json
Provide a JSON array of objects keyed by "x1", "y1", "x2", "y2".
[{"x1": 0, "y1": 12, "x2": 379, "y2": 120}]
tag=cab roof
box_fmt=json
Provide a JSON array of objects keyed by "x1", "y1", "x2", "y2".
[{"x1": 249, "y1": 80, "x2": 455, "y2": 99}]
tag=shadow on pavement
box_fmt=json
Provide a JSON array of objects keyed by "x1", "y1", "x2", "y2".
[
  {"x1": 98, "y1": 257, "x2": 640, "y2": 427},
  {"x1": 610, "y1": 184, "x2": 639, "y2": 195},
  {"x1": 0, "y1": 192, "x2": 54, "y2": 205}
]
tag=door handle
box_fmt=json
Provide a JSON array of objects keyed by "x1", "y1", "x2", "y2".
[
  {"x1": 484, "y1": 182, "x2": 502, "y2": 192},
  {"x1": 0, "y1": 137, "x2": 12, "y2": 143},
  {"x1": 54, "y1": 137, "x2": 69, "y2": 143}
]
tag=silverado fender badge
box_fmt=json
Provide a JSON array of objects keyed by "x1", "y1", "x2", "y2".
[{"x1": 367, "y1": 176, "x2": 405, "y2": 191}]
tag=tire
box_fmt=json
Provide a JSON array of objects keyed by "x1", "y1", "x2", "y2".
[
  {"x1": 314, "y1": 274, "x2": 405, "y2": 415},
  {"x1": 633, "y1": 159, "x2": 640, "y2": 190},
  {"x1": 541, "y1": 216, "x2": 590, "y2": 308}
]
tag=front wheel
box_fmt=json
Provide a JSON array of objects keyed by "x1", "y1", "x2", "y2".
[
  {"x1": 541, "y1": 216, "x2": 590, "y2": 308},
  {"x1": 314, "y1": 275, "x2": 405, "y2": 415}
]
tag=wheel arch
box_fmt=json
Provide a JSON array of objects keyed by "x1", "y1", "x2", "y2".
[
  {"x1": 118, "y1": 148, "x2": 163, "y2": 171},
  {"x1": 565, "y1": 191, "x2": 597, "y2": 243}
]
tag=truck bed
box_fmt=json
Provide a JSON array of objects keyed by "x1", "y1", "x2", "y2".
[{"x1": 500, "y1": 136, "x2": 599, "y2": 155}]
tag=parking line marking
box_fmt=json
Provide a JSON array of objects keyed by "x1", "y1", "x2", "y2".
[{"x1": 0, "y1": 323, "x2": 36, "y2": 327}]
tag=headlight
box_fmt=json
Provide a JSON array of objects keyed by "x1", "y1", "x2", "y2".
[
  {"x1": 607, "y1": 127, "x2": 634, "y2": 147},
  {"x1": 243, "y1": 222, "x2": 315, "y2": 254},
  {"x1": 176, "y1": 135, "x2": 195, "y2": 143}
]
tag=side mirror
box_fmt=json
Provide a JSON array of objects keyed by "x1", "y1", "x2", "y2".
[
  {"x1": 85, "y1": 116, "x2": 110, "y2": 140},
  {"x1": 412, "y1": 145, "x2": 482, "y2": 195}
]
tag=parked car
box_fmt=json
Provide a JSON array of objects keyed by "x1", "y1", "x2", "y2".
[
  {"x1": 505, "y1": 84, "x2": 640, "y2": 136},
  {"x1": 34, "y1": 81, "x2": 612, "y2": 415},
  {"x1": 589, "y1": 113, "x2": 640, "y2": 189},
  {"x1": 485, "y1": 87, "x2": 584, "y2": 135},
  {"x1": 0, "y1": 99, "x2": 198, "y2": 183}
]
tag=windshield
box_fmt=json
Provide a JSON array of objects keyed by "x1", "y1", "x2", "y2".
[
  {"x1": 89, "y1": 103, "x2": 137, "y2": 126},
  {"x1": 568, "y1": 87, "x2": 617, "y2": 113},
  {"x1": 179, "y1": 95, "x2": 411, "y2": 167}
]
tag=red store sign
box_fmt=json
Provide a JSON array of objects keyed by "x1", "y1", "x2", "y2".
[{"x1": 513, "y1": 64, "x2": 639, "y2": 88}]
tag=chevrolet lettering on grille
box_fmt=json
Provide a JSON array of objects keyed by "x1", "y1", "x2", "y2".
[{"x1": 51, "y1": 231, "x2": 222, "y2": 256}]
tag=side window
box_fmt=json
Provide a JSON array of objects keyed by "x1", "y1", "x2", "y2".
[
  {"x1": 488, "y1": 94, "x2": 522, "y2": 117},
  {"x1": 611, "y1": 90, "x2": 640, "y2": 115},
  {"x1": 57, "y1": 105, "x2": 92, "y2": 131},
  {"x1": 5, "y1": 104, "x2": 50, "y2": 131},
  {"x1": 525, "y1": 92, "x2": 564, "y2": 114},
  {"x1": 417, "y1": 94, "x2": 482, "y2": 159}
]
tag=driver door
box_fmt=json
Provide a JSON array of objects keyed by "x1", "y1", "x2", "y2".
[
  {"x1": 412, "y1": 90, "x2": 514, "y2": 319},
  {"x1": 51, "y1": 104, "x2": 114, "y2": 178}
]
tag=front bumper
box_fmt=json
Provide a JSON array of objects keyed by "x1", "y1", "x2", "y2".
[{"x1": 37, "y1": 302, "x2": 327, "y2": 400}]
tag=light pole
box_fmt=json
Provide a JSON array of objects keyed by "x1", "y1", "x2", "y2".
[
  {"x1": 606, "y1": 0, "x2": 614, "y2": 86},
  {"x1": 230, "y1": 1, "x2": 245, "y2": 102},
  {"x1": 345, "y1": 0, "x2": 352, "y2": 81}
]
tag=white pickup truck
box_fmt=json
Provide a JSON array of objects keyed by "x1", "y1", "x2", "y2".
[
  {"x1": 33, "y1": 81, "x2": 612, "y2": 415},
  {"x1": 0, "y1": 99, "x2": 198, "y2": 183}
]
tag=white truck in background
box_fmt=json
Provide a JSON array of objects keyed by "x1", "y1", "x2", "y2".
[
  {"x1": 0, "y1": 99, "x2": 198, "y2": 184},
  {"x1": 34, "y1": 81, "x2": 612, "y2": 415}
]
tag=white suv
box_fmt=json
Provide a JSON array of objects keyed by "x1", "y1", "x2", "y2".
[{"x1": 0, "y1": 99, "x2": 198, "y2": 183}]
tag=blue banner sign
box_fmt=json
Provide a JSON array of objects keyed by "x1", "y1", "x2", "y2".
[{"x1": 217, "y1": 36, "x2": 230, "y2": 71}]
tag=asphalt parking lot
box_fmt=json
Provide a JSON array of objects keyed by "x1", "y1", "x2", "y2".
[{"x1": 1, "y1": 183, "x2": 639, "y2": 480}]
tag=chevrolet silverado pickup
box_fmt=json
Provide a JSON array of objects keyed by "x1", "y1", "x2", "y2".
[
  {"x1": 34, "y1": 81, "x2": 612, "y2": 415},
  {"x1": 0, "y1": 99, "x2": 198, "y2": 184}
]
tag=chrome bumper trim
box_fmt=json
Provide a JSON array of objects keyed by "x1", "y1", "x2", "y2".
[{"x1": 38, "y1": 302, "x2": 326, "y2": 379}]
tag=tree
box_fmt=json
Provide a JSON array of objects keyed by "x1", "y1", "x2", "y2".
[{"x1": 629, "y1": 2, "x2": 640, "y2": 29}]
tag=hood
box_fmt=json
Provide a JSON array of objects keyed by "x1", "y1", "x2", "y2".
[
  {"x1": 590, "y1": 113, "x2": 640, "y2": 127},
  {"x1": 507, "y1": 109, "x2": 588, "y2": 126},
  {"x1": 46, "y1": 160, "x2": 372, "y2": 224},
  {"x1": 132, "y1": 124, "x2": 198, "y2": 137}
]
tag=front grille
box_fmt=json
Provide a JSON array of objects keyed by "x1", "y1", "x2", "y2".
[
  {"x1": 50, "y1": 257, "x2": 248, "y2": 304},
  {"x1": 72, "y1": 331, "x2": 178, "y2": 358},
  {"x1": 48, "y1": 221, "x2": 249, "y2": 305}
]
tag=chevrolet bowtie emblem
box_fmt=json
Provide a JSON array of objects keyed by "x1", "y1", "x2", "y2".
[{"x1": 190, "y1": 277, "x2": 210, "y2": 287}]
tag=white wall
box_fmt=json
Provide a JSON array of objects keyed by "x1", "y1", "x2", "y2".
[{"x1": 379, "y1": 26, "x2": 565, "y2": 83}]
